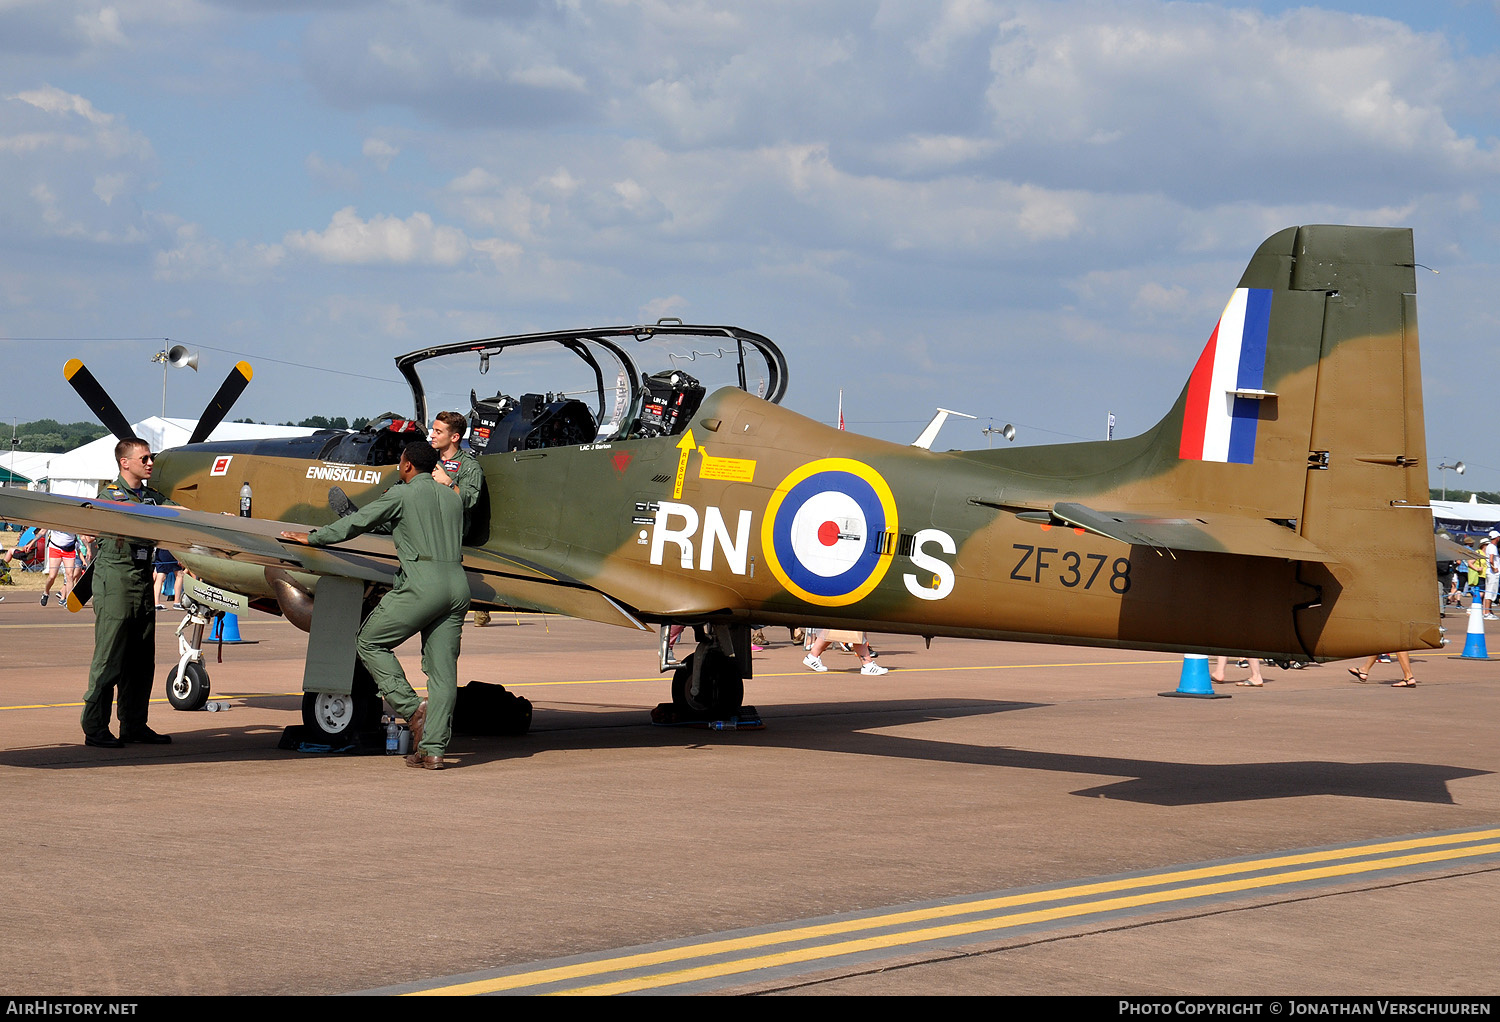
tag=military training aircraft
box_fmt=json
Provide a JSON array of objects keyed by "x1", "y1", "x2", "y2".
[{"x1": 0, "y1": 224, "x2": 1442, "y2": 740}]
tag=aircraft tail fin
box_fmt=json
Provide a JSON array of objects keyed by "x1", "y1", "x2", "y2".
[
  {"x1": 1155, "y1": 225, "x2": 1436, "y2": 654},
  {"x1": 969, "y1": 225, "x2": 1437, "y2": 657}
]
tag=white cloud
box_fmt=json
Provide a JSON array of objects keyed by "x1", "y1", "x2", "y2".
[
  {"x1": 0, "y1": 88, "x2": 153, "y2": 244},
  {"x1": 361, "y1": 135, "x2": 398, "y2": 171},
  {"x1": 471, "y1": 237, "x2": 523, "y2": 267},
  {"x1": 92, "y1": 171, "x2": 126, "y2": 204},
  {"x1": 640, "y1": 294, "x2": 688, "y2": 322},
  {"x1": 74, "y1": 4, "x2": 126, "y2": 47},
  {"x1": 152, "y1": 217, "x2": 285, "y2": 283},
  {"x1": 643, "y1": 141, "x2": 1091, "y2": 249},
  {"x1": 283, "y1": 206, "x2": 474, "y2": 266},
  {"x1": 1131, "y1": 281, "x2": 1189, "y2": 317},
  {"x1": 977, "y1": 3, "x2": 1500, "y2": 201},
  {"x1": 543, "y1": 167, "x2": 580, "y2": 196},
  {"x1": 444, "y1": 169, "x2": 548, "y2": 239},
  {"x1": 12, "y1": 85, "x2": 113, "y2": 124},
  {"x1": 448, "y1": 166, "x2": 500, "y2": 194},
  {"x1": 304, "y1": 5, "x2": 596, "y2": 127},
  {"x1": 882, "y1": 133, "x2": 1000, "y2": 174},
  {"x1": 508, "y1": 63, "x2": 586, "y2": 92},
  {"x1": 306, "y1": 151, "x2": 361, "y2": 191},
  {"x1": 289, "y1": 1, "x2": 1500, "y2": 210}
]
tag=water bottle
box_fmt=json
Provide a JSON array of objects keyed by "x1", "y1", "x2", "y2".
[
  {"x1": 709, "y1": 720, "x2": 738, "y2": 731},
  {"x1": 239, "y1": 481, "x2": 252, "y2": 517},
  {"x1": 206, "y1": 701, "x2": 227, "y2": 712},
  {"x1": 385, "y1": 716, "x2": 399, "y2": 754}
]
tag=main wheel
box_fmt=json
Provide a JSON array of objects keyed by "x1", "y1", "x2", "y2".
[
  {"x1": 301, "y1": 665, "x2": 383, "y2": 738},
  {"x1": 670, "y1": 649, "x2": 744, "y2": 719},
  {"x1": 165, "y1": 661, "x2": 210, "y2": 711}
]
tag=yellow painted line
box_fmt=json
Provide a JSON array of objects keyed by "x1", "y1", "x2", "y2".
[
  {"x1": 2, "y1": 651, "x2": 1475, "y2": 713},
  {"x1": 503, "y1": 660, "x2": 1180, "y2": 687},
  {"x1": 6, "y1": 650, "x2": 1465, "y2": 713},
  {"x1": 562, "y1": 840, "x2": 1500, "y2": 996},
  {"x1": 860, "y1": 658, "x2": 1177, "y2": 673},
  {"x1": 411, "y1": 829, "x2": 1500, "y2": 995},
  {"x1": 0, "y1": 659, "x2": 1188, "y2": 712},
  {"x1": 2, "y1": 695, "x2": 208, "y2": 711},
  {"x1": 0, "y1": 622, "x2": 97, "y2": 629}
]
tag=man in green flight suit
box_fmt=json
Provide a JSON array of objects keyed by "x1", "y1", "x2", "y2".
[
  {"x1": 281, "y1": 440, "x2": 470, "y2": 769},
  {"x1": 428, "y1": 410, "x2": 484, "y2": 536},
  {"x1": 83, "y1": 438, "x2": 175, "y2": 748},
  {"x1": 428, "y1": 410, "x2": 491, "y2": 624}
]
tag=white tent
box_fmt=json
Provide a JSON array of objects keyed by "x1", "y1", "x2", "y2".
[
  {"x1": 1431, "y1": 497, "x2": 1500, "y2": 539},
  {"x1": 0, "y1": 450, "x2": 54, "y2": 488},
  {"x1": 45, "y1": 418, "x2": 325, "y2": 498}
]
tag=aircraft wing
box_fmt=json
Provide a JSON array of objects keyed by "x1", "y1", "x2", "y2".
[
  {"x1": 1042, "y1": 501, "x2": 1337, "y2": 563},
  {"x1": 0, "y1": 489, "x2": 648, "y2": 630}
]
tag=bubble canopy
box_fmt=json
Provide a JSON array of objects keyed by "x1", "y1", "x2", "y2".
[{"x1": 395, "y1": 321, "x2": 789, "y2": 445}]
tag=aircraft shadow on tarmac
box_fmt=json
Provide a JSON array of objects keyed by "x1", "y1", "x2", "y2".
[
  {"x1": 723, "y1": 701, "x2": 1487, "y2": 806},
  {"x1": 516, "y1": 699, "x2": 1492, "y2": 806},
  {"x1": 6, "y1": 697, "x2": 1489, "y2": 806},
  {"x1": 824, "y1": 734, "x2": 1490, "y2": 806}
]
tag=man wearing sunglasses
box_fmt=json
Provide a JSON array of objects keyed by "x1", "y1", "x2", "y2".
[{"x1": 83, "y1": 438, "x2": 176, "y2": 748}]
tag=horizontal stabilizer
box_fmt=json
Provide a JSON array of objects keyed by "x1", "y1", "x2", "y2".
[
  {"x1": 1044, "y1": 501, "x2": 1336, "y2": 563},
  {"x1": 1435, "y1": 535, "x2": 1475, "y2": 564}
]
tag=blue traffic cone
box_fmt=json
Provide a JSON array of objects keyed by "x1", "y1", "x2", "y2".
[
  {"x1": 1160, "y1": 653, "x2": 1230, "y2": 699},
  {"x1": 209, "y1": 612, "x2": 246, "y2": 644},
  {"x1": 1459, "y1": 589, "x2": 1490, "y2": 660}
]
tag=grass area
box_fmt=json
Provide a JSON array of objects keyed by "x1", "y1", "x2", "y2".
[{"x1": 2, "y1": 567, "x2": 69, "y2": 593}]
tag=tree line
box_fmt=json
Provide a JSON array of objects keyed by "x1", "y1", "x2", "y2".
[
  {"x1": 1431, "y1": 488, "x2": 1500, "y2": 504},
  {"x1": 5, "y1": 416, "x2": 382, "y2": 454},
  {"x1": 6, "y1": 420, "x2": 110, "y2": 453},
  {"x1": 235, "y1": 416, "x2": 372, "y2": 430}
]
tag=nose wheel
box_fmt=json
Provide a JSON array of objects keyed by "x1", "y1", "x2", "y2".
[
  {"x1": 165, "y1": 602, "x2": 212, "y2": 711},
  {"x1": 165, "y1": 661, "x2": 210, "y2": 711}
]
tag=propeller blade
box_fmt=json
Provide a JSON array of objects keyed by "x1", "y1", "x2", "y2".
[
  {"x1": 63, "y1": 359, "x2": 136, "y2": 442},
  {"x1": 188, "y1": 361, "x2": 254, "y2": 445},
  {"x1": 65, "y1": 561, "x2": 94, "y2": 612}
]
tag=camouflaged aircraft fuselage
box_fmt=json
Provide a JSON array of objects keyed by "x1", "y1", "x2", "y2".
[{"x1": 121, "y1": 225, "x2": 1440, "y2": 665}]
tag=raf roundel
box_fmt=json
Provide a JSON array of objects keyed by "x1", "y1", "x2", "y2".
[{"x1": 761, "y1": 458, "x2": 898, "y2": 606}]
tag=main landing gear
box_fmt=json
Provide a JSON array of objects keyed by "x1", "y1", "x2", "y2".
[
  {"x1": 299, "y1": 586, "x2": 386, "y2": 742},
  {"x1": 658, "y1": 623, "x2": 750, "y2": 722},
  {"x1": 301, "y1": 661, "x2": 384, "y2": 740}
]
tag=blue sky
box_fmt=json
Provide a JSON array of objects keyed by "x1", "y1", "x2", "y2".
[{"x1": 3, "y1": 0, "x2": 1500, "y2": 489}]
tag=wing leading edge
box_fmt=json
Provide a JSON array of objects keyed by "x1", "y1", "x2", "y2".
[{"x1": 0, "y1": 489, "x2": 647, "y2": 630}]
